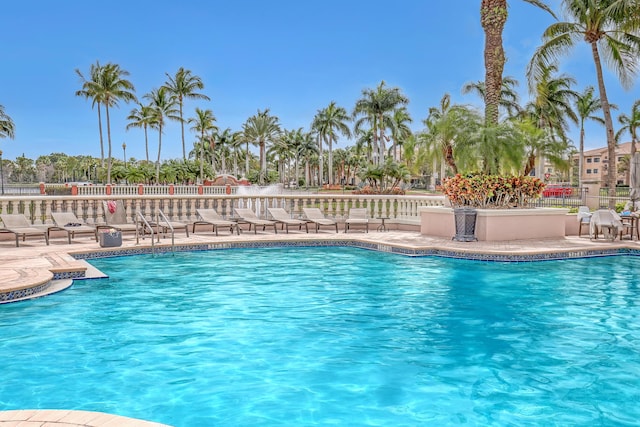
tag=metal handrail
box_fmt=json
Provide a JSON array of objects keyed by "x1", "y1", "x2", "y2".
[
  {"x1": 135, "y1": 210, "x2": 156, "y2": 254},
  {"x1": 155, "y1": 209, "x2": 176, "y2": 252}
]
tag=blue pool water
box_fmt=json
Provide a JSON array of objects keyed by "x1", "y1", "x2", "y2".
[{"x1": 1, "y1": 247, "x2": 640, "y2": 426}]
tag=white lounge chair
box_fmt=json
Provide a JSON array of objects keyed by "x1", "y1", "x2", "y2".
[
  {"x1": 344, "y1": 208, "x2": 369, "y2": 233},
  {"x1": 50, "y1": 212, "x2": 98, "y2": 243},
  {"x1": 267, "y1": 208, "x2": 309, "y2": 233},
  {"x1": 234, "y1": 208, "x2": 278, "y2": 234},
  {"x1": 302, "y1": 207, "x2": 338, "y2": 233},
  {"x1": 193, "y1": 208, "x2": 239, "y2": 236},
  {"x1": 0, "y1": 213, "x2": 49, "y2": 247}
]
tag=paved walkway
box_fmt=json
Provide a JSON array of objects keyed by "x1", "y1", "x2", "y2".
[{"x1": 1, "y1": 228, "x2": 639, "y2": 426}]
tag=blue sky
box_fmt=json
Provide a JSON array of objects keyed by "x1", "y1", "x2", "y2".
[{"x1": 1, "y1": 0, "x2": 637, "y2": 162}]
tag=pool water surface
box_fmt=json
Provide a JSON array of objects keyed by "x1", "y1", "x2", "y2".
[{"x1": 1, "y1": 247, "x2": 639, "y2": 426}]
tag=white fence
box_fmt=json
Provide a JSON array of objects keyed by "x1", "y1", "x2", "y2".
[{"x1": 0, "y1": 193, "x2": 446, "y2": 226}]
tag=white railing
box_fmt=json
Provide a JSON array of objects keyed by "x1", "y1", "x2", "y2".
[{"x1": 0, "y1": 194, "x2": 446, "y2": 226}]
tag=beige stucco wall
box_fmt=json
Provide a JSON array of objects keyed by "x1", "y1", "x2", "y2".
[{"x1": 420, "y1": 207, "x2": 570, "y2": 241}]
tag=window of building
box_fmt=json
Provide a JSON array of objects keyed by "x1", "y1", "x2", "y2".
[
  {"x1": 586, "y1": 158, "x2": 592, "y2": 163},
  {"x1": 586, "y1": 169, "x2": 592, "y2": 174},
  {"x1": 594, "y1": 158, "x2": 600, "y2": 163},
  {"x1": 593, "y1": 168, "x2": 598, "y2": 174}
]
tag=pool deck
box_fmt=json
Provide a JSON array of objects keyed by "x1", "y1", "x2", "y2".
[{"x1": 2, "y1": 228, "x2": 640, "y2": 426}]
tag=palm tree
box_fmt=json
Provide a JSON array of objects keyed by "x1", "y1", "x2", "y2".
[
  {"x1": 616, "y1": 99, "x2": 640, "y2": 157},
  {"x1": 93, "y1": 63, "x2": 137, "y2": 184},
  {"x1": 390, "y1": 106, "x2": 413, "y2": 161},
  {"x1": 75, "y1": 61, "x2": 107, "y2": 167},
  {"x1": 353, "y1": 81, "x2": 409, "y2": 165},
  {"x1": 126, "y1": 103, "x2": 156, "y2": 163},
  {"x1": 0, "y1": 104, "x2": 15, "y2": 140},
  {"x1": 312, "y1": 102, "x2": 352, "y2": 185},
  {"x1": 144, "y1": 87, "x2": 180, "y2": 182},
  {"x1": 528, "y1": 0, "x2": 640, "y2": 206},
  {"x1": 163, "y1": 67, "x2": 210, "y2": 161},
  {"x1": 188, "y1": 108, "x2": 217, "y2": 181},
  {"x1": 421, "y1": 94, "x2": 482, "y2": 175},
  {"x1": 575, "y1": 86, "x2": 605, "y2": 187},
  {"x1": 241, "y1": 109, "x2": 281, "y2": 184},
  {"x1": 480, "y1": 0, "x2": 555, "y2": 125},
  {"x1": 462, "y1": 75, "x2": 523, "y2": 118},
  {"x1": 298, "y1": 131, "x2": 318, "y2": 188}
]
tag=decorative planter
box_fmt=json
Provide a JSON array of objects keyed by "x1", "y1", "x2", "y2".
[
  {"x1": 420, "y1": 207, "x2": 570, "y2": 241},
  {"x1": 452, "y1": 208, "x2": 477, "y2": 242},
  {"x1": 99, "y1": 231, "x2": 122, "y2": 247}
]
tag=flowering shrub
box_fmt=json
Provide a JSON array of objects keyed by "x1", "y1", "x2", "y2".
[
  {"x1": 101, "y1": 227, "x2": 120, "y2": 237},
  {"x1": 442, "y1": 174, "x2": 545, "y2": 208},
  {"x1": 352, "y1": 185, "x2": 406, "y2": 195}
]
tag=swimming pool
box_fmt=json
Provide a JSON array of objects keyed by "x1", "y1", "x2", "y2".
[{"x1": 1, "y1": 247, "x2": 639, "y2": 426}]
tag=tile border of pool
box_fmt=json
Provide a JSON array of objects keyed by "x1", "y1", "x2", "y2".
[{"x1": 70, "y1": 239, "x2": 640, "y2": 263}]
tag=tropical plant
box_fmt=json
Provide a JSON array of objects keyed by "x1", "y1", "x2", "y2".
[
  {"x1": 462, "y1": 75, "x2": 523, "y2": 118},
  {"x1": 0, "y1": 104, "x2": 16, "y2": 141},
  {"x1": 76, "y1": 62, "x2": 137, "y2": 183},
  {"x1": 144, "y1": 87, "x2": 180, "y2": 182},
  {"x1": 353, "y1": 80, "x2": 409, "y2": 165},
  {"x1": 163, "y1": 67, "x2": 210, "y2": 160},
  {"x1": 480, "y1": 0, "x2": 555, "y2": 125},
  {"x1": 75, "y1": 61, "x2": 107, "y2": 167},
  {"x1": 616, "y1": 99, "x2": 640, "y2": 156},
  {"x1": 575, "y1": 86, "x2": 605, "y2": 187},
  {"x1": 188, "y1": 107, "x2": 217, "y2": 181},
  {"x1": 443, "y1": 173, "x2": 545, "y2": 208},
  {"x1": 241, "y1": 109, "x2": 281, "y2": 184},
  {"x1": 528, "y1": 0, "x2": 640, "y2": 207},
  {"x1": 126, "y1": 103, "x2": 157, "y2": 162},
  {"x1": 312, "y1": 101, "x2": 352, "y2": 185}
]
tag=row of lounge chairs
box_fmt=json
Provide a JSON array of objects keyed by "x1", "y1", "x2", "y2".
[{"x1": 0, "y1": 205, "x2": 370, "y2": 246}]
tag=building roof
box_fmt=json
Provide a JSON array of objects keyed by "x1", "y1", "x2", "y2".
[{"x1": 582, "y1": 141, "x2": 632, "y2": 157}]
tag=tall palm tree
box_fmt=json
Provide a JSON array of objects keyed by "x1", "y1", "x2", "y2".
[
  {"x1": 575, "y1": 86, "x2": 605, "y2": 187},
  {"x1": 616, "y1": 99, "x2": 640, "y2": 157},
  {"x1": 79, "y1": 63, "x2": 136, "y2": 184},
  {"x1": 188, "y1": 108, "x2": 217, "y2": 181},
  {"x1": 241, "y1": 109, "x2": 281, "y2": 184},
  {"x1": 126, "y1": 103, "x2": 156, "y2": 163},
  {"x1": 0, "y1": 104, "x2": 15, "y2": 140},
  {"x1": 353, "y1": 81, "x2": 409, "y2": 165},
  {"x1": 163, "y1": 67, "x2": 210, "y2": 160},
  {"x1": 481, "y1": 0, "x2": 555, "y2": 125},
  {"x1": 144, "y1": 87, "x2": 180, "y2": 182},
  {"x1": 75, "y1": 61, "x2": 107, "y2": 168},
  {"x1": 312, "y1": 102, "x2": 352, "y2": 185},
  {"x1": 528, "y1": 0, "x2": 640, "y2": 206}
]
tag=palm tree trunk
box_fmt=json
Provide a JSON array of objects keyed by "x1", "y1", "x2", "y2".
[
  {"x1": 179, "y1": 99, "x2": 186, "y2": 160},
  {"x1": 481, "y1": 0, "x2": 507, "y2": 127},
  {"x1": 156, "y1": 125, "x2": 163, "y2": 183},
  {"x1": 579, "y1": 123, "x2": 585, "y2": 188},
  {"x1": 591, "y1": 42, "x2": 617, "y2": 208},
  {"x1": 97, "y1": 104, "x2": 105, "y2": 168},
  {"x1": 245, "y1": 142, "x2": 250, "y2": 177},
  {"x1": 317, "y1": 134, "x2": 324, "y2": 186},
  {"x1": 144, "y1": 125, "x2": 150, "y2": 163},
  {"x1": 328, "y1": 136, "x2": 334, "y2": 185},
  {"x1": 105, "y1": 105, "x2": 113, "y2": 184}
]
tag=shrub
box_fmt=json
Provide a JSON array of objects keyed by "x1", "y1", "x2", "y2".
[{"x1": 443, "y1": 174, "x2": 545, "y2": 209}]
